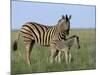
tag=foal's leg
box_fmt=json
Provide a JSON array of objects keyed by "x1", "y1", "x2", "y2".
[
  {"x1": 55, "y1": 50, "x2": 61, "y2": 63},
  {"x1": 68, "y1": 51, "x2": 71, "y2": 63},
  {"x1": 65, "y1": 48, "x2": 71, "y2": 64},
  {"x1": 63, "y1": 48, "x2": 69, "y2": 64},
  {"x1": 50, "y1": 49, "x2": 57, "y2": 63},
  {"x1": 57, "y1": 51, "x2": 61, "y2": 63}
]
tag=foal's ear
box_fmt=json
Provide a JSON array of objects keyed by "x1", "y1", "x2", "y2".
[{"x1": 68, "y1": 15, "x2": 72, "y2": 20}]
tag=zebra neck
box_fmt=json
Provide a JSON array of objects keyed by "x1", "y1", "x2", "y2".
[{"x1": 58, "y1": 32, "x2": 66, "y2": 40}]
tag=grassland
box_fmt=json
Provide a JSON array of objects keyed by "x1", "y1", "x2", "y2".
[{"x1": 11, "y1": 29, "x2": 96, "y2": 74}]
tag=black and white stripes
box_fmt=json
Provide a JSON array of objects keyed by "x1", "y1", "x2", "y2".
[
  {"x1": 13, "y1": 14, "x2": 72, "y2": 66},
  {"x1": 20, "y1": 22, "x2": 55, "y2": 46}
]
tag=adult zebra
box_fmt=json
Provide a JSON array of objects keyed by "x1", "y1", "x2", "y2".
[{"x1": 13, "y1": 14, "x2": 71, "y2": 66}]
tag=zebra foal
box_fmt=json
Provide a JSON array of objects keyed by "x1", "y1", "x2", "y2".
[
  {"x1": 50, "y1": 35, "x2": 80, "y2": 64},
  {"x1": 13, "y1": 14, "x2": 72, "y2": 66}
]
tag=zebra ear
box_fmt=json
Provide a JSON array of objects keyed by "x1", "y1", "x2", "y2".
[
  {"x1": 62, "y1": 15, "x2": 65, "y2": 19},
  {"x1": 66, "y1": 14, "x2": 69, "y2": 21},
  {"x1": 68, "y1": 15, "x2": 71, "y2": 20}
]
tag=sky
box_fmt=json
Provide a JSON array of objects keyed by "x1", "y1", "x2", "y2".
[{"x1": 12, "y1": 1, "x2": 96, "y2": 29}]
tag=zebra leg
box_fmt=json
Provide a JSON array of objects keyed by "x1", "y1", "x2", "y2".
[
  {"x1": 63, "y1": 48, "x2": 69, "y2": 64},
  {"x1": 55, "y1": 51, "x2": 58, "y2": 62},
  {"x1": 68, "y1": 51, "x2": 71, "y2": 63},
  {"x1": 57, "y1": 51, "x2": 61, "y2": 63},
  {"x1": 24, "y1": 40, "x2": 34, "y2": 67},
  {"x1": 55, "y1": 54, "x2": 58, "y2": 62},
  {"x1": 55, "y1": 50, "x2": 60, "y2": 63},
  {"x1": 50, "y1": 49, "x2": 55, "y2": 63},
  {"x1": 50, "y1": 49, "x2": 58, "y2": 63}
]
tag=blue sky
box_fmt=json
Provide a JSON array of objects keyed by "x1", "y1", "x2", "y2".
[{"x1": 12, "y1": 1, "x2": 96, "y2": 29}]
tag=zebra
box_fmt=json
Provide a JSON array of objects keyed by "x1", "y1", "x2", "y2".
[
  {"x1": 50, "y1": 35, "x2": 80, "y2": 64},
  {"x1": 13, "y1": 14, "x2": 72, "y2": 66}
]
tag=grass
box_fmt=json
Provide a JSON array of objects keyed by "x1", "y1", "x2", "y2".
[{"x1": 11, "y1": 29, "x2": 96, "y2": 74}]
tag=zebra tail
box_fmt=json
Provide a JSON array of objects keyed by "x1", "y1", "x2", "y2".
[
  {"x1": 13, "y1": 40, "x2": 18, "y2": 51},
  {"x1": 13, "y1": 32, "x2": 20, "y2": 51},
  {"x1": 76, "y1": 36, "x2": 80, "y2": 49}
]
